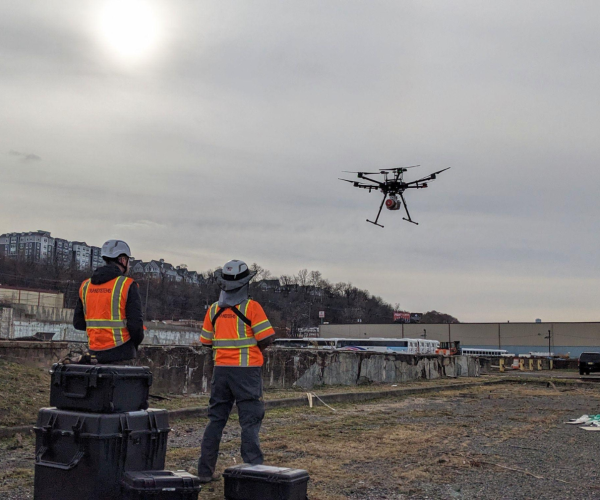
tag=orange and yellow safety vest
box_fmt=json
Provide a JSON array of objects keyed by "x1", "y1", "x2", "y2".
[
  {"x1": 79, "y1": 276, "x2": 133, "y2": 351},
  {"x1": 200, "y1": 299, "x2": 275, "y2": 367}
]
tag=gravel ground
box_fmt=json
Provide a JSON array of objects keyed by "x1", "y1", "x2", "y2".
[{"x1": 2, "y1": 381, "x2": 600, "y2": 499}]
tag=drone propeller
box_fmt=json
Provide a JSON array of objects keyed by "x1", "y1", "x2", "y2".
[
  {"x1": 342, "y1": 170, "x2": 382, "y2": 175},
  {"x1": 405, "y1": 166, "x2": 451, "y2": 185},
  {"x1": 379, "y1": 164, "x2": 420, "y2": 171}
]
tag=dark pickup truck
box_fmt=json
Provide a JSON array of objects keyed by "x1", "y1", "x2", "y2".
[{"x1": 579, "y1": 352, "x2": 600, "y2": 375}]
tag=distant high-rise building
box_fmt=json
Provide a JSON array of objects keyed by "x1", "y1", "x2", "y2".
[
  {"x1": 0, "y1": 230, "x2": 54, "y2": 263},
  {"x1": 1, "y1": 230, "x2": 203, "y2": 279},
  {"x1": 0, "y1": 233, "x2": 19, "y2": 257},
  {"x1": 72, "y1": 241, "x2": 91, "y2": 270},
  {"x1": 54, "y1": 238, "x2": 73, "y2": 267},
  {"x1": 90, "y1": 246, "x2": 103, "y2": 270}
]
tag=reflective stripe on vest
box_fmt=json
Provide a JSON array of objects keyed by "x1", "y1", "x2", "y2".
[
  {"x1": 81, "y1": 280, "x2": 91, "y2": 315},
  {"x1": 237, "y1": 300, "x2": 251, "y2": 367},
  {"x1": 211, "y1": 337, "x2": 258, "y2": 348},
  {"x1": 86, "y1": 319, "x2": 128, "y2": 328}
]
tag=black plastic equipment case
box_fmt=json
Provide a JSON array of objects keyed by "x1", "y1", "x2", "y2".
[
  {"x1": 33, "y1": 407, "x2": 170, "y2": 500},
  {"x1": 121, "y1": 470, "x2": 202, "y2": 500},
  {"x1": 50, "y1": 363, "x2": 152, "y2": 413},
  {"x1": 223, "y1": 464, "x2": 309, "y2": 500}
]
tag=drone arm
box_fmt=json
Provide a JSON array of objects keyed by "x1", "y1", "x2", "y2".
[
  {"x1": 404, "y1": 167, "x2": 450, "y2": 186},
  {"x1": 358, "y1": 175, "x2": 384, "y2": 186},
  {"x1": 339, "y1": 179, "x2": 382, "y2": 192}
]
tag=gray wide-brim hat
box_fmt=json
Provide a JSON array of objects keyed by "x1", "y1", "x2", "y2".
[{"x1": 214, "y1": 268, "x2": 257, "y2": 291}]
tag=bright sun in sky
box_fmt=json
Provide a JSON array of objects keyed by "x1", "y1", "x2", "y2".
[{"x1": 97, "y1": 0, "x2": 161, "y2": 63}]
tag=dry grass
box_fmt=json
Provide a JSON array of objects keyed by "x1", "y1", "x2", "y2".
[
  {"x1": 3, "y1": 382, "x2": 599, "y2": 499},
  {"x1": 0, "y1": 359, "x2": 51, "y2": 427},
  {"x1": 157, "y1": 377, "x2": 490, "y2": 411},
  {"x1": 166, "y1": 385, "x2": 554, "y2": 499}
]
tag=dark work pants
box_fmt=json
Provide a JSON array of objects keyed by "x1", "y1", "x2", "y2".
[{"x1": 198, "y1": 366, "x2": 265, "y2": 476}]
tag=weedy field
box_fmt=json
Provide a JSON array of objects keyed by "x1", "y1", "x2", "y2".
[
  {"x1": 163, "y1": 383, "x2": 600, "y2": 499},
  {"x1": 2, "y1": 362, "x2": 600, "y2": 499}
]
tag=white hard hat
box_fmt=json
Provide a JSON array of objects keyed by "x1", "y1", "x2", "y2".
[
  {"x1": 214, "y1": 259, "x2": 257, "y2": 291},
  {"x1": 101, "y1": 240, "x2": 132, "y2": 259}
]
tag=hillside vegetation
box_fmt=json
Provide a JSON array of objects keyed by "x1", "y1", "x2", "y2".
[{"x1": 0, "y1": 257, "x2": 458, "y2": 330}]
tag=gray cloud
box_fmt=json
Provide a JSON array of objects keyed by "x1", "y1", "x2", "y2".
[
  {"x1": 9, "y1": 150, "x2": 41, "y2": 162},
  {"x1": 0, "y1": 1, "x2": 599, "y2": 322}
]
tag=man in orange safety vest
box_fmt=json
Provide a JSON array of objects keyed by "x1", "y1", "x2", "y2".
[
  {"x1": 73, "y1": 239, "x2": 144, "y2": 363},
  {"x1": 197, "y1": 259, "x2": 275, "y2": 483}
]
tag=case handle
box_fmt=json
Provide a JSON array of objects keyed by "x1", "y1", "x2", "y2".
[
  {"x1": 35, "y1": 446, "x2": 86, "y2": 470},
  {"x1": 62, "y1": 388, "x2": 89, "y2": 399}
]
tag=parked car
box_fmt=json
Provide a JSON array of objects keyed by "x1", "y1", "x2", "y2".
[{"x1": 578, "y1": 352, "x2": 600, "y2": 375}]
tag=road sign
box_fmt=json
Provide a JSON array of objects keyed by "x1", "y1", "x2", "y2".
[{"x1": 318, "y1": 311, "x2": 325, "y2": 318}]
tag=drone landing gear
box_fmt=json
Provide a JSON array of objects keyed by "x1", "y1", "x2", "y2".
[
  {"x1": 366, "y1": 193, "x2": 387, "y2": 228},
  {"x1": 399, "y1": 193, "x2": 418, "y2": 225},
  {"x1": 367, "y1": 219, "x2": 384, "y2": 228}
]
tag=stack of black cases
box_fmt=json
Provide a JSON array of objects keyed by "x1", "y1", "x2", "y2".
[
  {"x1": 34, "y1": 363, "x2": 198, "y2": 500},
  {"x1": 223, "y1": 464, "x2": 310, "y2": 500}
]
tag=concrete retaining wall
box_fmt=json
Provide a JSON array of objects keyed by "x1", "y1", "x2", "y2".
[
  {"x1": 0, "y1": 341, "x2": 480, "y2": 392},
  {"x1": 131, "y1": 347, "x2": 479, "y2": 392},
  {"x1": 0, "y1": 340, "x2": 69, "y2": 367}
]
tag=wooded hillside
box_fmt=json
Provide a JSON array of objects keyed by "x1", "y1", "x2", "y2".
[{"x1": 0, "y1": 257, "x2": 458, "y2": 331}]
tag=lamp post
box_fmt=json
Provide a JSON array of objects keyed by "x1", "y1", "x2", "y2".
[{"x1": 538, "y1": 329, "x2": 552, "y2": 369}]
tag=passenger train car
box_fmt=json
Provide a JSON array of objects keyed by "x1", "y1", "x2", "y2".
[
  {"x1": 460, "y1": 348, "x2": 512, "y2": 357},
  {"x1": 272, "y1": 337, "x2": 440, "y2": 354}
]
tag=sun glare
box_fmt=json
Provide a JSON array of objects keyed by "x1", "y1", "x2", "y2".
[{"x1": 98, "y1": 0, "x2": 161, "y2": 63}]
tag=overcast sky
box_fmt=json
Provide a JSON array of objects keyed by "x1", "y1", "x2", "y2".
[{"x1": 1, "y1": 1, "x2": 599, "y2": 322}]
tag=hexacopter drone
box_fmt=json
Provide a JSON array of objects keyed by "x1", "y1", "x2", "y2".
[{"x1": 340, "y1": 165, "x2": 450, "y2": 227}]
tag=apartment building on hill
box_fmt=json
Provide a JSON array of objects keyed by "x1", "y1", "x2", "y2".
[{"x1": 0, "y1": 230, "x2": 203, "y2": 279}]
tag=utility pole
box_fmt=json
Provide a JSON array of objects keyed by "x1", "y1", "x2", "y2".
[{"x1": 538, "y1": 329, "x2": 553, "y2": 370}]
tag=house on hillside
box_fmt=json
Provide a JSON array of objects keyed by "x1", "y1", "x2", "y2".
[
  {"x1": 144, "y1": 260, "x2": 163, "y2": 279},
  {"x1": 130, "y1": 260, "x2": 146, "y2": 275},
  {"x1": 177, "y1": 266, "x2": 203, "y2": 284},
  {"x1": 129, "y1": 258, "x2": 204, "y2": 284},
  {"x1": 185, "y1": 270, "x2": 203, "y2": 285},
  {"x1": 255, "y1": 279, "x2": 281, "y2": 292},
  {"x1": 159, "y1": 261, "x2": 181, "y2": 281}
]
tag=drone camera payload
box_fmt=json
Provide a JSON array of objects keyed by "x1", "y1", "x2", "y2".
[{"x1": 385, "y1": 196, "x2": 401, "y2": 210}]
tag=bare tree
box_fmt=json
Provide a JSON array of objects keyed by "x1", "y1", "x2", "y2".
[
  {"x1": 279, "y1": 274, "x2": 296, "y2": 286},
  {"x1": 308, "y1": 270, "x2": 322, "y2": 287},
  {"x1": 297, "y1": 269, "x2": 309, "y2": 287}
]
